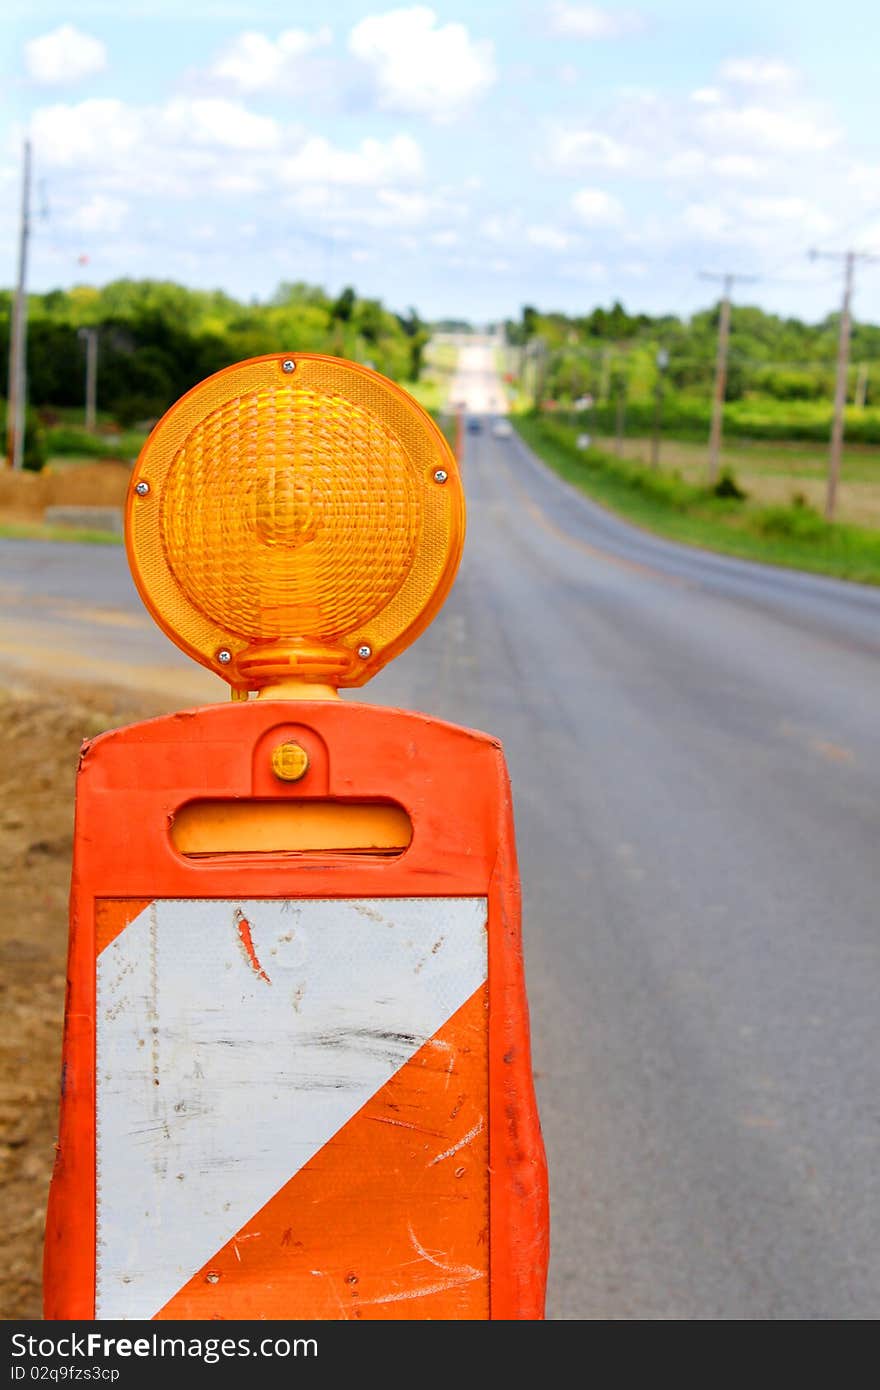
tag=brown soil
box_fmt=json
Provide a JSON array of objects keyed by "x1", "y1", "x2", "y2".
[
  {"x1": 0, "y1": 464, "x2": 130, "y2": 524},
  {"x1": 0, "y1": 677, "x2": 171, "y2": 1319}
]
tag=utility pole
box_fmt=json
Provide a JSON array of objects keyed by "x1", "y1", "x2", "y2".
[
  {"x1": 700, "y1": 270, "x2": 758, "y2": 484},
  {"x1": 599, "y1": 347, "x2": 611, "y2": 403},
  {"x1": 810, "y1": 248, "x2": 879, "y2": 520},
  {"x1": 615, "y1": 381, "x2": 626, "y2": 456},
  {"x1": 6, "y1": 139, "x2": 32, "y2": 470},
  {"x1": 651, "y1": 347, "x2": 669, "y2": 469},
  {"x1": 531, "y1": 338, "x2": 548, "y2": 410},
  {"x1": 78, "y1": 327, "x2": 98, "y2": 430}
]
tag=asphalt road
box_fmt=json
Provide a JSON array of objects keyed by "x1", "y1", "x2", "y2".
[{"x1": 3, "y1": 345, "x2": 880, "y2": 1319}]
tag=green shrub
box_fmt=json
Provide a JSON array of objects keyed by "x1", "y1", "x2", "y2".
[
  {"x1": 23, "y1": 409, "x2": 48, "y2": 472},
  {"x1": 0, "y1": 406, "x2": 48, "y2": 471},
  {"x1": 754, "y1": 502, "x2": 827, "y2": 540},
  {"x1": 713, "y1": 469, "x2": 747, "y2": 500},
  {"x1": 45, "y1": 426, "x2": 116, "y2": 458}
]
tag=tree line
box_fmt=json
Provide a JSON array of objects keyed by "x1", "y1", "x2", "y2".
[
  {"x1": 506, "y1": 300, "x2": 880, "y2": 408},
  {"x1": 0, "y1": 279, "x2": 429, "y2": 430}
]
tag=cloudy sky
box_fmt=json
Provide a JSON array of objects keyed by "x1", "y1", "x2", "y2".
[{"x1": 4, "y1": 1, "x2": 880, "y2": 323}]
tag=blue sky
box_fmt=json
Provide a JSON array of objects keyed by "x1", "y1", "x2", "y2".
[{"x1": 4, "y1": 1, "x2": 880, "y2": 324}]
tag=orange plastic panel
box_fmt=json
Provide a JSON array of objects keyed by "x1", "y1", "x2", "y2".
[
  {"x1": 157, "y1": 987, "x2": 489, "y2": 1320},
  {"x1": 44, "y1": 700, "x2": 548, "y2": 1320}
]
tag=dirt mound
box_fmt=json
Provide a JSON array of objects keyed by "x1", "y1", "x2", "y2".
[{"x1": 0, "y1": 679, "x2": 170, "y2": 1318}]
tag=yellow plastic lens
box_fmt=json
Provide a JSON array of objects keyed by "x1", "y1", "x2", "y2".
[{"x1": 125, "y1": 355, "x2": 464, "y2": 690}]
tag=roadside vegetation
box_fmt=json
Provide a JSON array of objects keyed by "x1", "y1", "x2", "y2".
[
  {"x1": 502, "y1": 296, "x2": 880, "y2": 582},
  {"x1": 406, "y1": 337, "x2": 459, "y2": 414},
  {"x1": 0, "y1": 519, "x2": 122, "y2": 545},
  {"x1": 586, "y1": 433, "x2": 880, "y2": 532},
  {"x1": 0, "y1": 277, "x2": 431, "y2": 471},
  {"x1": 503, "y1": 301, "x2": 880, "y2": 440},
  {"x1": 514, "y1": 414, "x2": 880, "y2": 586}
]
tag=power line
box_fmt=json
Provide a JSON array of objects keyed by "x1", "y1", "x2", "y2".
[{"x1": 756, "y1": 201, "x2": 880, "y2": 285}]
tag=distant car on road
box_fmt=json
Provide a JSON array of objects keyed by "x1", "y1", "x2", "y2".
[
  {"x1": 467, "y1": 417, "x2": 482, "y2": 433},
  {"x1": 492, "y1": 419, "x2": 512, "y2": 438}
]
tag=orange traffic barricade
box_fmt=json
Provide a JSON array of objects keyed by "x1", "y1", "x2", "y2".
[{"x1": 43, "y1": 354, "x2": 548, "y2": 1320}]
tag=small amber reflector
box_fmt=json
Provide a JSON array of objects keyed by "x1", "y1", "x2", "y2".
[{"x1": 125, "y1": 354, "x2": 464, "y2": 690}]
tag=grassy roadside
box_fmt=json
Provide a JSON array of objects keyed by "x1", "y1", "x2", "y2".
[
  {"x1": 586, "y1": 432, "x2": 880, "y2": 531},
  {"x1": 514, "y1": 414, "x2": 880, "y2": 586},
  {"x1": 0, "y1": 520, "x2": 123, "y2": 545}
]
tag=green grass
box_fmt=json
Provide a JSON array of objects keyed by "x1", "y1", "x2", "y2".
[
  {"x1": 406, "y1": 377, "x2": 447, "y2": 412},
  {"x1": 44, "y1": 424, "x2": 148, "y2": 461},
  {"x1": 588, "y1": 431, "x2": 880, "y2": 531},
  {"x1": 423, "y1": 342, "x2": 459, "y2": 374},
  {"x1": 515, "y1": 414, "x2": 880, "y2": 586},
  {"x1": 0, "y1": 520, "x2": 123, "y2": 545}
]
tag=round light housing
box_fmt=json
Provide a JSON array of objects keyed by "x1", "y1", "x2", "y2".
[{"x1": 126, "y1": 354, "x2": 464, "y2": 692}]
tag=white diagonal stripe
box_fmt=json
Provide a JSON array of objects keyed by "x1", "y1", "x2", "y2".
[{"x1": 96, "y1": 896, "x2": 487, "y2": 1320}]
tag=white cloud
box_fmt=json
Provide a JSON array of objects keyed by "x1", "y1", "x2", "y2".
[
  {"x1": 719, "y1": 57, "x2": 796, "y2": 87},
  {"x1": 348, "y1": 7, "x2": 495, "y2": 120},
  {"x1": 281, "y1": 133, "x2": 423, "y2": 187},
  {"x1": 479, "y1": 214, "x2": 513, "y2": 243},
  {"x1": 682, "y1": 202, "x2": 729, "y2": 239},
  {"x1": 548, "y1": 4, "x2": 644, "y2": 39},
  {"x1": 285, "y1": 184, "x2": 334, "y2": 211},
  {"x1": 551, "y1": 127, "x2": 633, "y2": 171},
  {"x1": 691, "y1": 87, "x2": 721, "y2": 105},
  {"x1": 68, "y1": 194, "x2": 128, "y2": 235},
  {"x1": 161, "y1": 99, "x2": 281, "y2": 151},
  {"x1": 849, "y1": 163, "x2": 880, "y2": 197},
  {"x1": 561, "y1": 259, "x2": 608, "y2": 281},
  {"x1": 572, "y1": 187, "x2": 624, "y2": 227},
  {"x1": 209, "y1": 27, "x2": 332, "y2": 93},
  {"x1": 699, "y1": 104, "x2": 837, "y2": 154},
  {"x1": 25, "y1": 25, "x2": 107, "y2": 85},
  {"x1": 741, "y1": 195, "x2": 833, "y2": 235},
  {"x1": 212, "y1": 171, "x2": 264, "y2": 195},
  {"x1": 713, "y1": 154, "x2": 768, "y2": 179},
  {"x1": 430, "y1": 229, "x2": 460, "y2": 247},
  {"x1": 372, "y1": 189, "x2": 432, "y2": 225},
  {"x1": 29, "y1": 100, "x2": 143, "y2": 168},
  {"x1": 527, "y1": 224, "x2": 574, "y2": 252},
  {"x1": 683, "y1": 193, "x2": 833, "y2": 247},
  {"x1": 663, "y1": 150, "x2": 768, "y2": 181},
  {"x1": 663, "y1": 150, "x2": 707, "y2": 179},
  {"x1": 26, "y1": 96, "x2": 423, "y2": 219},
  {"x1": 851, "y1": 218, "x2": 880, "y2": 250}
]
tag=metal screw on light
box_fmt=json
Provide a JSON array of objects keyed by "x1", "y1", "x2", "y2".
[
  {"x1": 357, "y1": 645, "x2": 372, "y2": 659},
  {"x1": 433, "y1": 469, "x2": 448, "y2": 484},
  {"x1": 281, "y1": 359, "x2": 296, "y2": 374},
  {"x1": 217, "y1": 649, "x2": 232, "y2": 665},
  {"x1": 135, "y1": 481, "x2": 150, "y2": 496}
]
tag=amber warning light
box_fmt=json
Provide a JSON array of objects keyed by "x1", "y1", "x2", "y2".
[{"x1": 125, "y1": 353, "x2": 465, "y2": 695}]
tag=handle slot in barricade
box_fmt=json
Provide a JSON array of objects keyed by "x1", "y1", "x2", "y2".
[{"x1": 171, "y1": 799, "x2": 413, "y2": 858}]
